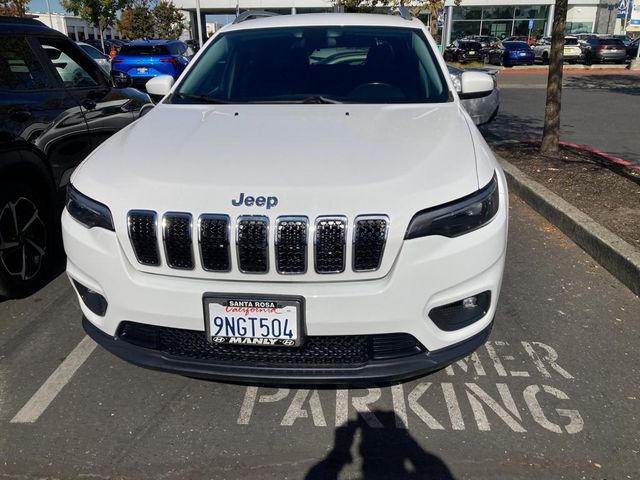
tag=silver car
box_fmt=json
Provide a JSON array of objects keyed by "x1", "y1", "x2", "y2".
[
  {"x1": 447, "y1": 65, "x2": 499, "y2": 125},
  {"x1": 77, "y1": 41, "x2": 111, "y2": 74}
]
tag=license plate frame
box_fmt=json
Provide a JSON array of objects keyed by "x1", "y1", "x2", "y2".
[{"x1": 203, "y1": 293, "x2": 305, "y2": 348}]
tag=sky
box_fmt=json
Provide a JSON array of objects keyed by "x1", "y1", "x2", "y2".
[{"x1": 28, "y1": 0, "x2": 65, "y2": 14}]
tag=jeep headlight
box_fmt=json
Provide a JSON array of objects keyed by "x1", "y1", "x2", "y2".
[
  {"x1": 66, "y1": 184, "x2": 114, "y2": 231},
  {"x1": 405, "y1": 174, "x2": 499, "y2": 239}
]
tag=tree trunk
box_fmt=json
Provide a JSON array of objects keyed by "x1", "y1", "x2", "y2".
[{"x1": 540, "y1": 0, "x2": 568, "y2": 153}]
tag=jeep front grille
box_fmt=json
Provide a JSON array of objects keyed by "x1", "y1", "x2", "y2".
[
  {"x1": 127, "y1": 212, "x2": 388, "y2": 275},
  {"x1": 314, "y1": 216, "x2": 347, "y2": 273},
  {"x1": 198, "y1": 215, "x2": 231, "y2": 272},
  {"x1": 163, "y1": 213, "x2": 194, "y2": 269},
  {"x1": 275, "y1": 216, "x2": 308, "y2": 274},
  {"x1": 236, "y1": 216, "x2": 269, "y2": 273},
  {"x1": 128, "y1": 211, "x2": 160, "y2": 266},
  {"x1": 353, "y1": 216, "x2": 388, "y2": 272}
]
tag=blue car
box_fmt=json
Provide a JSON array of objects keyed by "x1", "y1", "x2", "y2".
[
  {"x1": 487, "y1": 41, "x2": 534, "y2": 67},
  {"x1": 111, "y1": 40, "x2": 193, "y2": 89}
]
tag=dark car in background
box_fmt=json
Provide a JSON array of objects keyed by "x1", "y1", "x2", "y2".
[
  {"x1": 465, "y1": 35, "x2": 500, "y2": 54},
  {"x1": 0, "y1": 16, "x2": 152, "y2": 299},
  {"x1": 487, "y1": 41, "x2": 534, "y2": 67},
  {"x1": 443, "y1": 40, "x2": 484, "y2": 63},
  {"x1": 85, "y1": 38, "x2": 129, "y2": 55},
  {"x1": 582, "y1": 37, "x2": 627, "y2": 64},
  {"x1": 111, "y1": 40, "x2": 193, "y2": 89}
]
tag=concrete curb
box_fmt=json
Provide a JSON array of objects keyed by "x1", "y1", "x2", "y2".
[{"x1": 498, "y1": 156, "x2": 640, "y2": 297}]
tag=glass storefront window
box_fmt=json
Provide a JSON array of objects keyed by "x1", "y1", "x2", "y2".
[
  {"x1": 452, "y1": 21, "x2": 481, "y2": 38},
  {"x1": 512, "y1": 19, "x2": 546, "y2": 37},
  {"x1": 482, "y1": 6, "x2": 515, "y2": 20},
  {"x1": 481, "y1": 21, "x2": 512, "y2": 38},
  {"x1": 514, "y1": 5, "x2": 549, "y2": 19},
  {"x1": 566, "y1": 22, "x2": 593, "y2": 34},
  {"x1": 453, "y1": 7, "x2": 482, "y2": 20}
]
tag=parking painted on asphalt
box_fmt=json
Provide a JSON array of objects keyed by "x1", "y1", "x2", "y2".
[{"x1": 1, "y1": 196, "x2": 639, "y2": 479}]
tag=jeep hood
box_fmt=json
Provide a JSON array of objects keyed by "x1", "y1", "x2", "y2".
[{"x1": 72, "y1": 103, "x2": 494, "y2": 281}]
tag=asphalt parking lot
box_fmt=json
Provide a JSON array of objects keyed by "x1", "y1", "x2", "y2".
[
  {"x1": 1, "y1": 195, "x2": 639, "y2": 479},
  {"x1": 480, "y1": 71, "x2": 640, "y2": 166}
]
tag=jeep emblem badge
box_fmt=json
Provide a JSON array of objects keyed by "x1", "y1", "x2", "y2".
[{"x1": 231, "y1": 193, "x2": 278, "y2": 209}]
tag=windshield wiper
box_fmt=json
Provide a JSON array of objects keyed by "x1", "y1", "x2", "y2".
[
  {"x1": 174, "y1": 93, "x2": 230, "y2": 104},
  {"x1": 299, "y1": 95, "x2": 342, "y2": 104}
]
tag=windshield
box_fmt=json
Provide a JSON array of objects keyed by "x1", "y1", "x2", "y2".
[
  {"x1": 172, "y1": 26, "x2": 449, "y2": 104},
  {"x1": 565, "y1": 38, "x2": 578, "y2": 45},
  {"x1": 120, "y1": 44, "x2": 170, "y2": 56},
  {"x1": 80, "y1": 44, "x2": 104, "y2": 59}
]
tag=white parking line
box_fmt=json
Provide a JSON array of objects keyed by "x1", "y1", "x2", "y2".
[{"x1": 10, "y1": 336, "x2": 96, "y2": 424}]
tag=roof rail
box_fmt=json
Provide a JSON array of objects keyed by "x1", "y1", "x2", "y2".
[
  {"x1": 0, "y1": 16, "x2": 45, "y2": 25},
  {"x1": 233, "y1": 10, "x2": 280, "y2": 24},
  {"x1": 389, "y1": 6, "x2": 413, "y2": 21}
]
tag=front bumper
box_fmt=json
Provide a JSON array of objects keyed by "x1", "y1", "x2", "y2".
[
  {"x1": 83, "y1": 315, "x2": 494, "y2": 385},
  {"x1": 63, "y1": 172, "x2": 508, "y2": 383}
]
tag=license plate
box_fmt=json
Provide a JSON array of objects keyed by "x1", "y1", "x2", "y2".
[
  {"x1": 520, "y1": 52, "x2": 527, "y2": 56},
  {"x1": 137, "y1": 67, "x2": 148, "y2": 74},
  {"x1": 469, "y1": 51, "x2": 476, "y2": 55},
  {"x1": 204, "y1": 295, "x2": 303, "y2": 347}
]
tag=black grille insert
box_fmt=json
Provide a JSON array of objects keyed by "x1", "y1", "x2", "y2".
[
  {"x1": 314, "y1": 216, "x2": 347, "y2": 273},
  {"x1": 353, "y1": 216, "x2": 388, "y2": 271},
  {"x1": 199, "y1": 215, "x2": 231, "y2": 272},
  {"x1": 163, "y1": 213, "x2": 194, "y2": 269},
  {"x1": 118, "y1": 322, "x2": 425, "y2": 367},
  {"x1": 237, "y1": 216, "x2": 269, "y2": 273},
  {"x1": 128, "y1": 210, "x2": 160, "y2": 266},
  {"x1": 275, "y1": 216, "x2": 308, "y2": 274}
]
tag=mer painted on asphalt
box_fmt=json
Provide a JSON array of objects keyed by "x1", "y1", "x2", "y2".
[{"x1": 0, "y1": 196, "x2": 639, "y2": 479}]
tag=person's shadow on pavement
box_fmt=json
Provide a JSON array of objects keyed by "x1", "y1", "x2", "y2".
[{"x1": 305, "y1": 410, "x2": 454, "y2": 480}]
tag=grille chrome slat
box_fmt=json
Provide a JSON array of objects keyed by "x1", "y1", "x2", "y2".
[
  {"x1": 128, "y1": 210, "x2": 160, "y2": 266},
  {"x1": 314, "y1": 216, "x2": 347, "y2": 274},
  {"x1": 236, "y1": 215, "x2": 269, "y2": 273},
  {"x1": 163, "y1": 213, "x2": 194, "y2": 270},
  {"x1": 275, "y1": 216, "x2": 308, "y2": 274},
  {"x1": 198, "y1": 214, "x2": 231, "y2": 272},
  {"x1": 353, "y1": 215, "x2": 389, "y2": 272}
]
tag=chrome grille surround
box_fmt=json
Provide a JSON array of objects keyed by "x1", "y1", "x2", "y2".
[
  {"x1": 275, "y1": 216, "x2": 309, "y2": 274},
  {"x1": 236, "y1": 215, "x2": 269, "y2": 274},
  {"x1": 162, "y1": 212, "x2": 194, "y2": 270},
  {"x1": 314, "y1": 216, "x2": 347, "y2": 274},
  {"x1": 127, "y1": 210, "x2": 160, "y2": 266},
  {"x1": 198, "y1": 214, "x2": 231, "y2": 272},
  {"x1": 352, "y1": 215, "x2": 389, "y2": 272}
]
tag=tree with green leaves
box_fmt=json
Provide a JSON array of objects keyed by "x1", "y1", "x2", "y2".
[
  {"x1": 118, "y1": 4, "x2": 155, "y2": 40},
  {"x1": 0, "y1": 0, "x2": 29, "y2": 17},
  {"x1": 62, "y1": 0, "x2": 129, "y2": 52},
  {"x1": 333, "y1": 0, "x2": 457, "y2": 42},
  {"x1": 153, "y1": 1, "x2": 185, "y2": 40}
]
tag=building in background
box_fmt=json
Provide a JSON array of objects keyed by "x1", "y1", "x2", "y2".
[{"x1": 31, "y1": 12, "x2": 123, "y2": 41}]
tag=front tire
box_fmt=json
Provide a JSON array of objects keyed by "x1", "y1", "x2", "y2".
[
  {"x1": 0, "y1": 181, "x2": 55, "y2": 299},
  {"x1": 542, "y1": 52, "x2": 549, "y2": 65}
]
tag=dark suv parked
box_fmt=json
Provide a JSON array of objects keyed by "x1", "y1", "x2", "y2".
[{"x1": 0, "y1": 17, "x2": 152, "y2": 299}]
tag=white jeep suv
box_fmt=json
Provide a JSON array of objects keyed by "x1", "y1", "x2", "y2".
[{"x1": 62, "y1": 13, "x2": 508, "y2": 384}]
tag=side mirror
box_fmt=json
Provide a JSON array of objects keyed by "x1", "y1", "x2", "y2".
[
  {"x1": 145, "y1": 75, "x2": 175, "y2": 97},
  {"x1": 110, "y1": 70, "x2": 132, "y2": 89},
  {"x1": 459, "y1": 71, "x2": 494, "y2": 99}
]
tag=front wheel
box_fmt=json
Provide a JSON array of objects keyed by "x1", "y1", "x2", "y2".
[
  {"x1": 0, "y1": 181, "x2": 55, "y2": 299},
  {"x1": 542, "y1": 52, "x2": 549, "y2": 65}
]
